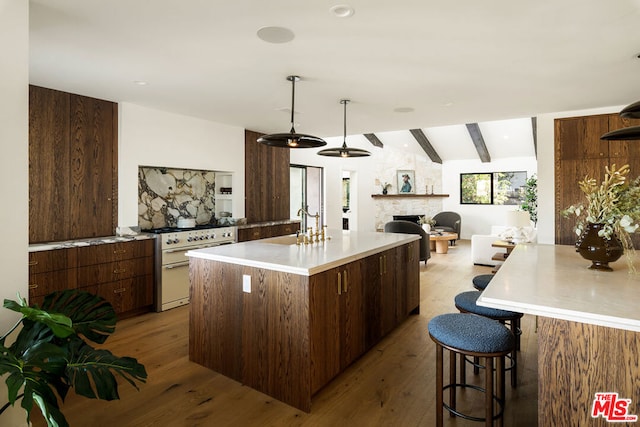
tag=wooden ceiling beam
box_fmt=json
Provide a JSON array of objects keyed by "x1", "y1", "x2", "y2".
[
  {"x1": 363, "y1": 133, "x2": 383, "y2": 148},
  {"x1": 465, "y1": 123, "x2": 491, "y2": 163},
  {"x1": 409, "y1": 129, "x2": 442, "y2": 164}
]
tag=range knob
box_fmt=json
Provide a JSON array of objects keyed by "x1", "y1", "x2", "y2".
[
  {"x1": 166, "y1": 239, "x2": 173, "y2": 245},
  {"x1": 187, "y1": 236, "x2": 194, "y2": 242},
  {"x1": 173, "y1": 238, "x2": 179, "y2": 244}
]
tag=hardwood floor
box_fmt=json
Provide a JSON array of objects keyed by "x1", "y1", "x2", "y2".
[{"x1": 32, "y1": 240, "x2": 538, "y2": 426}]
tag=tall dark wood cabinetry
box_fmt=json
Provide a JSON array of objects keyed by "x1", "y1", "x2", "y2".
[
  {"x1": 555, "y1": 113, "x2": 640, "y2": 246},
  {"x1": 244, "y1": 130, "x2": 290, "y2": 223},
  {"x1": 29, "y1": 85, "x2": 117, "y2": 243}
]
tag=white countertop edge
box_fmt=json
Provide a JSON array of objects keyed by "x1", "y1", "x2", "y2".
[
  {"x1": 187, "y1": 234, "x2": 420, "y2": 276},
  {"x1": 477, "y1": 295, "x2": 640, "y2": 332},
  {"x1": 186, "y1": 251, "x2": 310, "y2": 275}
]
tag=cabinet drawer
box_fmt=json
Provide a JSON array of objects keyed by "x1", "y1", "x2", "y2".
[
  {"x1": 29, "y1": 248, "x2": 77, "y2": 274},
  {"x1": 77, "y1": 239, "x2": 153, "y2": 266},
  {"x1": 77, "y1": 257, "x2": 153, "y2": 287},
  {"x1": 96, "y1": 276, "x2": 154, "y2": 314},
  {"x1": 29, "y1": 269, "x2": 77, "y2": 299}
]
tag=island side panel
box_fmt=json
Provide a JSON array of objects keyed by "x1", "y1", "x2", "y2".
[
  {"x1": 241, "y1": 266, "x2": 311, "y2": 412},
  {"x1": 538, "y1": 317, "x2": 640, "y2": 426},
  {"x1": 189, "y1": 257, "x2": 244, "y2": 381},
  {"x1": 189, "y1": 257, "x2": 313, "y2": 412}
]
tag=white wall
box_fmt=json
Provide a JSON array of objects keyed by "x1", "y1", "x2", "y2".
[
  {"x1": 535, "y1": 105, "x2": 623, "y2": 244},
  {"x1": 118, "y1": 103, "x2": 245, "y2": 228},
  {"x1": 442, "y1": 157, "x2": 538, "y2": 239},
  {"x1": 1, "y1": 0, "x2": 29, "y2": 424}
]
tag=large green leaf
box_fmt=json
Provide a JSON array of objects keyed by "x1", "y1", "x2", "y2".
[
  {"x1": 66, "y1": 340, "x2": 147, "y2": 400},
  {"x1": 3, "y1": 299, "x2": 74, "y2": 339},
  {"x1": 41, "y1": 290, "x2": 116, "y2": 344}
]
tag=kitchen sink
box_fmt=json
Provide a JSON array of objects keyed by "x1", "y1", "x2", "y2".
[{"x1": 261, "y1": 234, "x2": 299, "y2": 245}]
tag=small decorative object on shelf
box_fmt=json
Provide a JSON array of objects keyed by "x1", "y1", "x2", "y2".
[
  {"x1": 381, "y1": 182, "x2": 391, "y2": 195},
  {"x1": 562, "y1": 164, "x2": 640, "y2": 272}
]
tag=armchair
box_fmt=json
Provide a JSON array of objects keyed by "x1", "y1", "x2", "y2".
[
  {"x1": 384, "y1": 220, "x2": 430, "y2": 264},
  {"x1": 432, "y1": 211, "x2": 461, "y2": 242}
]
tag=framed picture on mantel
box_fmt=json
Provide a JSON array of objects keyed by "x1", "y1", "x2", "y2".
[{"x1": 397, "y1": 170, "x2": 415, "y2": 194}]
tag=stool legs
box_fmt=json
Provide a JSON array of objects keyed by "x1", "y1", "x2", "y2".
[
  {"x1": 436, "y1": 343, "x2": 443, "y2": 426},
  {"x1": 434, "y1": 343, "x2": 507, "y2": 426}
]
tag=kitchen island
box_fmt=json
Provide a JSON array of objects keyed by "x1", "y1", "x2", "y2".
[
  {"x1": 477, "y1": 244, "x2": 640, "y2": 426},
  {"x1": 186, "y1": 230, "x2": 421, "y2": 411}
]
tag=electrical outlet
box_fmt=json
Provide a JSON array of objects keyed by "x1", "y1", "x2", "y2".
[{"x1": 243, "y1": 274, "x2": 251, "y2": 293}]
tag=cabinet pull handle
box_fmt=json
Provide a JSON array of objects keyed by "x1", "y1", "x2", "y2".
[
  {"x1": 29, "y1": 284, "x2": 38, "y2": 289},
  {"x1": 113, "y1": 288, "x2": 126, "y2": 294},
  {"x1": 343, "y1": 269, "x2": 348, "y2": 293},
  {"x1": 384, "y1": 255, "x2": 387, "y2": 274},
  {"x1": 337, "y1": 272, "x2": 342, "y2": 295},
  {"x1": 379, "y1": 256, "x2": 383, "y2": 276},
  {"x1": 113, "y1": 268, "x2": 127, "y2": 274},
  {"x1": 113, "y1": 249, "x2": 127, "y2": 254},
  {"x1": 28, "y1": 260, "x2": 38, "y2": 266}
]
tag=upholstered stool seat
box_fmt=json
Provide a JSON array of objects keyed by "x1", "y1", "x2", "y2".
[
  {"x1": 472, "y1": 274, "x2": 494, "y2": 291},
  {"x1": 429, "y1": 313, "x2": 515, "y2": 426},
  {"x1": 454, "y1": 290, "x2": 523, "y2": 387}
]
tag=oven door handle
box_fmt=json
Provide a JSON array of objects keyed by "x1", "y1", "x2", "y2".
[{"x1": 164, "y1": 261, "x2": 190, "y2": 269}]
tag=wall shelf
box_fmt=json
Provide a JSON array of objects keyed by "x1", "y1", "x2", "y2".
[{"x1": 371, "y1": 194, "x2": 449, "y2": 198}]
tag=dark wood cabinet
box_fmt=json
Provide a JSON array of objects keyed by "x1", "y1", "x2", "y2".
[
  {"x1": 190, "y1": 240, "x2": 420, "y2": 412},
  {"x1": 28, "y1": 239, "x2": 154, "y2": 317},
  {"x1": 555, "y1": 113, "x2": 640, "y2": 246},
  {"x1": 309, "y1": 259, "x2": 365, "y2": 393},
  {"x1": 244, "y1": 130, "x2": 290, "y2": 223},
  {"x1": 29, "y1": 85, "x2": 117, "y2": 243},
  {"x1": 237, "y1": 221, "x2": 300, "y2": 242}
]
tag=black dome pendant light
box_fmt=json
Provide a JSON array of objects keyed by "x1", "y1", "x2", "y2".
[
  {"x1": 601, "y1": 99, "x2": 640, "y2": 140},
  {"x1": 317, "y1": 99, "x2": 371, "y2": 158},
  {"x1": 258, "y1": 75, "x2": 327, "y2": 148}
]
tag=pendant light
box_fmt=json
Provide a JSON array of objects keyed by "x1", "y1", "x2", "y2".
[
  {"x1": 317, "y1": 99, "x2": 371, "y2": 158},
  {"x1": 258, "y1": 75, "x2": 327, "y2": 148},
  {"x1": 600, "y1": 99, "x2": 640, "y2": 140}
]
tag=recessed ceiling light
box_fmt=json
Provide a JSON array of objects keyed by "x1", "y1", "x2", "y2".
[
  {"x1": 444, "y1": 102, "x2": 454, "y2": 107},
  {"x1": 394, "y1": 107, "x2": 414, "y2": 113},
  {"x1": 330, "y1": 4, "x2": 355, "y2": 18},
  {"x1": 256, "y1": 26, "x2": 295, "y2": 44},
  {"x1": 133, "y1": 80, "x2": 148, "y2": 86}
]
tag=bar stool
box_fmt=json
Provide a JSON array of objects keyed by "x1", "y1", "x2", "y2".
[
  {"x1": 428, "y1": 313, "x2": 515, "y2": 426},
  {"x1": 472, "y1": 274, "x2": 494, "y2": 291},
  {"x1": 454, "y1": 290, "x2": 523, "y2": 387}
]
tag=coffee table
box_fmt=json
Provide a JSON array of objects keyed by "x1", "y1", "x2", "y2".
[{"x1": 429, "y1": 232, "x2": 458, "y2": 254}]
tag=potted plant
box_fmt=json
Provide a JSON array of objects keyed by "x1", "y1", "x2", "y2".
[
  {"x1": 381, "y1": 182, "x2": 391, "y2": 195},
  {"x1": 520, "y1": 174, "x2": 537, "y2": 227},
  {"x1": 562, "y1": 164, "x2": 640, "y2": 271},
  {"x1": 0, "y1": 290, "x2": 147, "y2": 427},
  {"x1": 418, "y1": 216, "x2": 436, "y2": 233}
]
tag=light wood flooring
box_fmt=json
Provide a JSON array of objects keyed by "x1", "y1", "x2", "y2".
[{"x1": 32, "y1": 240, "x2": 538, "y2": 426}]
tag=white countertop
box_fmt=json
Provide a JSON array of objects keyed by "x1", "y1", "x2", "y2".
[
  {"x1": 28, "y1": 234, "x2": 154, "y2": 252},
  {"x1": 186, "y1": 229, "x2": 420, "y2": 276},
  {"x1": 477, "y1": 243, "x2": 640, "y2": 332}
]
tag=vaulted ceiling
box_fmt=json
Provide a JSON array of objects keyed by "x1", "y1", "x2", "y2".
[{"x1": 29, "y1": 1, "x2": 640, "y2": 161}]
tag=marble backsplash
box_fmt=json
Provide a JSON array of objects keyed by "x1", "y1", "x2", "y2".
[{"x1": 138, "y1": 166, "x2": 216, "y2": 229}]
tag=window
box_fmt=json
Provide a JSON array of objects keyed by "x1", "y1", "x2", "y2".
[{"x1": 460, "y1": 171, "x2": 527, "y2": 205}]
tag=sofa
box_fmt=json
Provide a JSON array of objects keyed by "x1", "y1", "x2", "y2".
[{"x1": 471, "y1": 225, "x2": 536, "y2": 266}]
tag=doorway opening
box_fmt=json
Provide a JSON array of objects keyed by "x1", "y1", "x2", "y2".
[{"x1": 290, "y1": 165, "x2": 324, "y2": 231}]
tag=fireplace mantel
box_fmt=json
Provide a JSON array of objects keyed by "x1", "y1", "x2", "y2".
[{"x1": 371, "y1": 194, "x2": 449, "y2": 198}]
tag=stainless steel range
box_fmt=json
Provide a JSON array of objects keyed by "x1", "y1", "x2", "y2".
[{"x1": 146, "y1": 225, "x2": 237, "y2": 311}]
